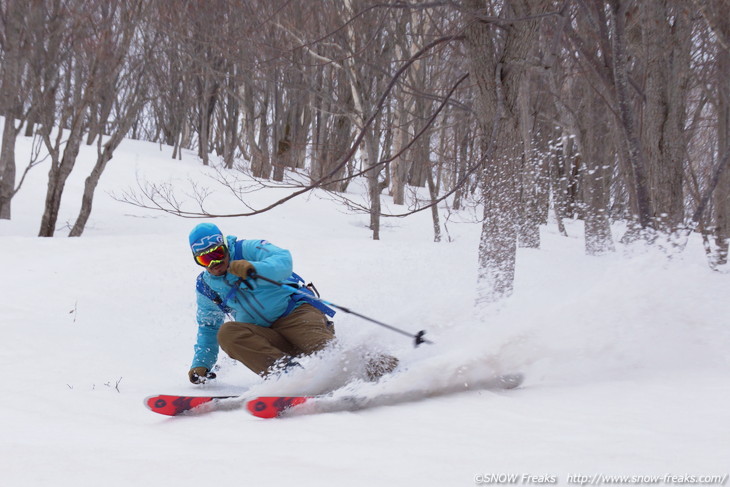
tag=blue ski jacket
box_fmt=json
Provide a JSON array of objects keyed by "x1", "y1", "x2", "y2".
[{"x1": 191, "y1": 236, "x2": 298, "y2": 370}]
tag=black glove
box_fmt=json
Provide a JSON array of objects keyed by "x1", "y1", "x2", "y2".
[{"x1": 188, "y1": 367, "x2": 217, "y2": 384}]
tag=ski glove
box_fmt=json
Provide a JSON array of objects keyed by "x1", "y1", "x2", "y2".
[
  {"x1": 229, "y1": 260, "x2": 256, "y2": 279},
  {"x1": 188, "y1": 367, "x2": 216, "y2": 384}
]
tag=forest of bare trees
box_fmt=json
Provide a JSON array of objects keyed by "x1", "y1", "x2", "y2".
[{"x1": 0, "y1": 0, "x2": 728, "y2": 302}]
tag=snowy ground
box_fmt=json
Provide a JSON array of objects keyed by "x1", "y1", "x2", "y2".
[{"x1": 1, "y1": 133, "x2": 729, "y2": 487}]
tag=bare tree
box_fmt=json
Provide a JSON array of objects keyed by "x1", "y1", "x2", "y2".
[
  {"x1": 69, "y1": 0, "x2": 150, "y2": 236},
  {"x1": 26, "y1": 0, "x2": 149, "y2": 237},
  {"x1": 32, "y1": 1, "x2": 89, "y2": 237},
  {"x1": 463, "y1": 0, "x2": 552, "y2": 303},
  {"x1": 705, "y1": 0, "x2": 730, "y2": 263},
  {"x1": 0, "y1": 0, "x2": 33, "y2": 219},
  {"x1": 576, "y1": 76, "x2": 616, "y2": 255},
  {"x1": 146, "y1": 1, "x2": 194, "y2": 159},
  {"x1": 639, "y1": 1, "x2": 692, "y2": 234}
]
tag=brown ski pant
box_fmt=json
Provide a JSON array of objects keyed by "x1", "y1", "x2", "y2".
[{"x1": 217, "y1": 304, "x2": 335, "y2": 376}]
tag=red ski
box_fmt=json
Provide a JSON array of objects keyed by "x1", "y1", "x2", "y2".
[
  {"x1": 244, "y1": 373, "x2": 524, "y2": 419},
  {"x1": 245, "y1": 396, "x2": 311, "y2": 418},
  {"x1": 144, "y1": 394, "x2": 236, "y2": 416}
]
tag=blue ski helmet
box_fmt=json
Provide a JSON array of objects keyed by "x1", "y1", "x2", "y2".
[{"x1": 189, "y1": 223, "x2": 224, "y2": 254}]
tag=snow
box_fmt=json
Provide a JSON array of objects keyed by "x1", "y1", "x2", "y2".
[{"x1": 1, "y1": 132, "x2": 729, "y2": 487}]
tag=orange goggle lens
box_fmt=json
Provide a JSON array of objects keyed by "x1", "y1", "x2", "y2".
[{"x1": 194, "y1": 245, "x2": 227, "y2": 267}]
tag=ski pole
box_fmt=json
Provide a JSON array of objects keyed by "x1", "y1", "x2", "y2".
[{"x1": 250, "y1": 273, "x2": 433, "y2": 348}]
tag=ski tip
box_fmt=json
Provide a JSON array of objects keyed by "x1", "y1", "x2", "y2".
[
  {"x1": 245, "y1": 396, "x2": 310, "y2": 419},
  {"x1": 144, "y1": 395, "x2": 180, "y2": 416},
  {"x1": 144, "y1": 394, "x2": 224, "y2": 416}
]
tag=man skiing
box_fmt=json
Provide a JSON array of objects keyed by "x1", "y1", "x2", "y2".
[
  {"x1": 187, "y1": 222, "x2": 336, "y2": 383},
  {"x1": 187, "y1": 222, "x2": 397, "y2": 384}
]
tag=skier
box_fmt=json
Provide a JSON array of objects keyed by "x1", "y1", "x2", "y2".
[{"x1": 187, "y1": 222, "x2": 397, "y2": 384}]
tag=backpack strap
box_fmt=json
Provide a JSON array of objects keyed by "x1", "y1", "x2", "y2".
[
  {"x1": 196, "y1": 272, "x2": 234, "y2": 314},
  {"x1": 233, "y1": 239, "x2": 245, "y2": 260},
  {"x1": 281, "y1": 272, "x2": 336, "y2": 318}
]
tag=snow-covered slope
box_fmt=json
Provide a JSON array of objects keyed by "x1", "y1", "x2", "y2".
[{"x1": 1, "y1": 134, "x2": 728, "y2": 487}]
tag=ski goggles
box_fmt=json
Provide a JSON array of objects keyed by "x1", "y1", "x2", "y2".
[{"x1": 194, "y1": 244, "x2": 227, "y2": 267}]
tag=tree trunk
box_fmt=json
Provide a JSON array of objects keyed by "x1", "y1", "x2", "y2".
[
  {"x1": 311, "y1": 84, "x2": 352, "y2": 191},
  {"x1": 426, "y1": 162, "x2": 442, "y2": 243},
  {"x1": 364, "y1": 132, "x2": 382, "y2": 240},
  {"x1": 390, "y1": 94, "x2": 411, "y2": 205},
  {"x1": 550, "y1": 139, "x2": 570, "y2": 237},
  {"x1": 272, "y1": 77, "x2": 286, "y2": 182},
  {"x1": 272, "y1": 120, "x2": 289, "y2": 182},
  {"x1": 196, "y1": 74, "x2": 218, "y2": 166},
  {"x1": 640, "y1": 0, "x2": 690, "y2": 234},
  {"x1": 578, "y1": 81, "x2": 615, "y2": 255},
  {"x1": 0, "y1": 117, "x2": 19, "y2": 219},
  {"x1": 223, "y1": 83, "x2": 238, "y2": 169},
  {"x1": 0, "y1": 1, "x2": 26, "y2": 220},
  {"x1": 292, "y1": 97, "x2": 312, "y2": 170},
  {"x1": 246, "y1": 84, "x2": 271, "y2": 179},
  {"x1": 69, "y1": 148, "x2": 113, "y2": 237},
  {"x1": 517, "y1": 73, "x2": 540, "y2": 248},
  {"x1": 609, "y1": 0, "x2": 654, "y2": 231},
  {"x1": 407, "y1": 95, "x2": 429, "y2": 189},
  {"x1": 464, "y1": 0, "x2": 548, "y2": 303},
  {"x1": 24, "y1": 119, "x2": 35, "y2": 137},
  {"x1": 452, "y1": 130, "x2": 469, "y2": 211},
  {"x1": 69, "y1": 126, "x2": 127, "y2": 237},
  {"x1": 714, "y1": 11, "x2": 730, "y2": 264},
  {"x1": 38, "y1": 120, "x2": 85, "y2": 237}
]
